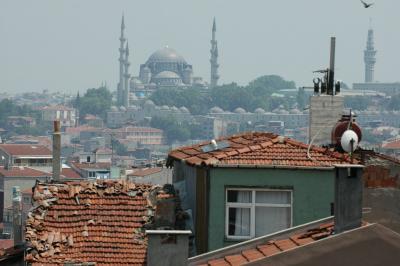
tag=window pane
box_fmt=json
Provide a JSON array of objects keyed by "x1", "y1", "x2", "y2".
[
  {"x1": 228, "y1": 207, "x2": 251, "y2": 236},
  {"x1": 227, "y1": 190, "x2": 252, "y2": 203},
  {"x1": 256, "y1": 191, "x2": 290, "y2": 204},
  {"x1": 255, "y1": 207, "x2": 291, "y2": 237}
]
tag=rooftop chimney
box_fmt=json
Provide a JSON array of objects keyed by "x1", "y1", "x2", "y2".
[
  {"x1": 12, "y1": 186, "x2": 22, "y2": 245},
  {"x1": 146, "y1": 230, "x2": 191, "y2": 266},
  {"x1": 333, "y1": 164, "x2": 364, "y2": 234},
  {"x1": 52, "y1": 120, "x2": 61, "y2": 180}
]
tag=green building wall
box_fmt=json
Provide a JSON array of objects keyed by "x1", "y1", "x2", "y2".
[{"x1": 207, "y1": 167, "x2": 335, "y2": 251}]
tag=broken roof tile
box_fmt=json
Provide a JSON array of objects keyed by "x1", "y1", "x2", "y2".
[{"x1": 25, "y1": 180, "x2": 172, "y2": 266}]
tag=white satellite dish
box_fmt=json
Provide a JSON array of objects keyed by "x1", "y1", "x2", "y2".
[{"x1": 340, "y1": 130, "x2": 359, "y2": 153}]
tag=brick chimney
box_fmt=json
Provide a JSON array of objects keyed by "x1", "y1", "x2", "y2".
[
  {"x1": 334, "y1": 164, "x2": 364, "y2": 234},
  {"x1": 12, "y1": 186, "x2": 22, "y2": 245},
  {"x1": 146, "y1": 230, "x2": 191, "y2": 266},
  {"x1": 52, "y1": 120, "x2": 61, "y2": 180}
]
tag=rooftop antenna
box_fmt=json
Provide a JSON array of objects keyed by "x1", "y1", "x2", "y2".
[
  {"x1": 312, "y1": 37, "x2": 340, "y2": 96},
  {"x1": 327, "y1": 37, "x2": 336, "y2": 95}
]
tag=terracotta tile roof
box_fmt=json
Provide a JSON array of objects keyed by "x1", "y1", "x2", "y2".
[
  {"x1": 61, "y1": 168, "x2": 81, "y2": 179},
  {"x1": 128, "y1": 168, "x2": 163, "y2": 177},
  {"x1": 71, "y1": 162, "x2": 111, "y2": 170},
  {"x1": 22, "y1": 188, "x2": 34, "y2": 195},
  {"x1": 0, "y1": 144, "x2": 52, "y2": 156},
  {"x1": 25, "y1": 180, "x2": 171, "y2": 265},
  {"x1": 382, "y1": 139, "x2": 400, "y2": 149},
  {"x1": 0, "y1": 166, "x2": 50, "y2": 177},
  {"x1": 193, "y1": 222, "x2": 337, "y2": 265},
  {"x1": 0, "y1": 241, "x2": 24, "y2": 263},
  {"x1": 167, "y1": 132, "x2": 354, "y2": 168},
  {"x1": 39, "y1": 105, "x2": 74, "y2": 111},
  {"x1": 116, "y1": 126, "x2": 163, "y2": 133},
  {"x1": 0, "y1": 240, "x2": 13, "y2": 250}
]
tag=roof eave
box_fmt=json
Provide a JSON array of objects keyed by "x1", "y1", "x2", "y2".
[{"x1": 210, "y1": 163, "x2": 336, "y2": 171}]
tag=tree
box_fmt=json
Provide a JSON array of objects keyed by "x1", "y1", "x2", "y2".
[
  {"x1": 247, "y1": 75, "x2": 296, "y2": 92},
  {"x1": 150, "y1": 87, "x2": 208, "y2": 115},
  {"x1": 77, "y1": 87, "x2": 112, "y2": 119},
  {"x1": 150, "y1": 116, "x2": 192, "y2": 144},
  {"x1": 111, "y1": 138, "x2": 127, "y2": 156},
  {"x1": 344, "y1": 96, "x2": 372, "y2": 111},
  {"x1": 388, "y1": 94, "x2": 400, "y2": 110},
  {"x1": 296, "y1": 87, "x2": 306, "y2": 110}
]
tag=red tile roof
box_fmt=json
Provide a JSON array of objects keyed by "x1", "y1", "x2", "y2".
[
  {"x1": 25, "y1": 180, "x2": 171, "y2": 265},
  {"x1": 0, "y1": 144, "x2": 52, "y2": 156},
  {"x1": 382, "y1": 139, "x2": 400, "y2": 149},
  {"x1": 0, "y1": 240, "x2": 13, "y2": 250},
  {"x1": 167, "y1": 132, "x2": 354, "y2": 168},
  {"x1": 61, "y1": 168, "x2": 81, "y2": 179},
  {"x1": 193, "y1": 222, "x2": 337, "y2": 265},
  {"x1": 0, "y1": 166, "x2": 50, "y2": 177},
  {"x1": 128, "y1": 168, "x2": 163, "y2": 177},
  {"x1": 71, "y1": 162, "x2": 111, "y2": 170}
]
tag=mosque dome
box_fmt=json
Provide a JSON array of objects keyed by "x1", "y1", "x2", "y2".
[
  {"x1": 289, "y1": 108, "x2": 301, "y2": 114},
  {"x1": 153, "y1": 71, "x2": 181, "y2": 79},
  {"x1": 161, "y1": 105, "x2": 170, "y2": 110},
  {"x1": 171, "y1": 106, "x2": 179, "y2": 111},
  {"x1": 144, "y1": 100, "x2": 155, "y2": 106},
  {"x1": 254, "y1": 108, "x2": 266, "y2": 114},
  {"x1": 209, "y1": 106, "x2": 224, "y2": 113},
  {"x1": 179, "y1": 106, "x2": 190, "y2": 113},
  {"x1": 146, "y1": 47, "x2": 187, "y2": 64},
  {"x1": 110, "y1": 106, "x2": 118, "y2": 112},
  {"x1": 234, "y1": 107, "x2": 246, "y2": 114}
]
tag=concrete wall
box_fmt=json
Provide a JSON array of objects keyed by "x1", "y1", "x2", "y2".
[
  {"x1": 207, "y1": 168, "x2": 335, "y2": 251},
  {"x1": 363, "y1": 188, "x2": 400, "y2": 233},
  {"x1": 309, "y1": 95, "x2": 344, "y2": 146},
  {"x1": 3, "y1": 176, "x2": 48, "y2": 208},
  {"x1": 128, "y1": 168, "x2": 173, "y2": 185},
  {"x1": 172, "y1": 161, "x2": 197, "y2": 227}
]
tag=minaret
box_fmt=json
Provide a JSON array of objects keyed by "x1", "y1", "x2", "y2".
[
  {"x1": 364, "y1": 27, "x2": 377, "y2": 83},
  {"x1": 210, "y1": 17, "x2": 219, "y2": 88},
  {"x1": 123, "y1": 41, "x2": 131, "y2": 108},
  {"x1": 117, "y1": 15, "x2": 126, "y2": 106}
]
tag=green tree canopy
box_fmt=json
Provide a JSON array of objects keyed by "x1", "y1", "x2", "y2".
[
  {"x1": 76, "y1": 87, "x2": 112, "y2": 119},
  {"x1": 149, "y1": 75, "x2": 297, "y2": 114},
  {"x1": 150, "y1": 116, "x2": 195, "y2": 144}
]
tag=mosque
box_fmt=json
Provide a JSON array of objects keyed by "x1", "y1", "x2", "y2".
[{"x1": 116, "y1": 16, "x2": 220, "y2": 107}]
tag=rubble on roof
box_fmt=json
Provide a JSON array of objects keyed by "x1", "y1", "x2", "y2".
[{"x1": 25, "y1": 179, "x2": 178, "y2": 265}]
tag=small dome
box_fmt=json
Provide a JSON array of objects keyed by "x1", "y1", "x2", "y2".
[
  {"x1": 130, "y1": 77, "x2": 143, "y2": 85},
  {"x1": 153, "y1": 71, "x2": 181, "y2": 79},
  {"x1": 146, "y1": 47, "x2": 187, "y2": 64},
  {"x1": 254, "y1": 108, "x2": 266, "y2": 114},
  {"x1": 119, "y1": 106, "x2": 127, "y2": 112},
  {"x1": 171, "y1": 106, "x2": 179, "y2": 111},
  {"x1": 110, "y1": 106, "x2": 118, "y2": 112},
  {"x1": 161, "y1": 105, "x2": 170, "y2": 110},
  {"x1": 209, "y1": 106, "x2": 224, "y2": 113},
  {"x1": 234, "y1": 107, "x2": 246, "y2": 114},
  {"x1": 179, "y1": 106, "x2": 190, "y2": 113},
  {"x1": 289, "y1": 108, "x2": 301, "y2": 114},
  {"x1": 144, "y1": 100, "x2": 155, "y2": 106}
]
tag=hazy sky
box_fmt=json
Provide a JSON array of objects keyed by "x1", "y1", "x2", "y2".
[{"x1": 1, "y1": 0, "x2": 399, "y2": 93}]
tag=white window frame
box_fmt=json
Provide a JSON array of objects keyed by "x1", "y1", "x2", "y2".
[{"x1": 225, "y1": 188, "x2": 293, "y2": 240}]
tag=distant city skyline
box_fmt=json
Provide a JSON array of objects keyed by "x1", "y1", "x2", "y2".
[{"x1": 1, "y1": 0, "x2": 400, "y2": 93}]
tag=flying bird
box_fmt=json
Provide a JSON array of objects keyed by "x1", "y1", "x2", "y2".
[{"x1": 360, "y1": 0, "x2": 374, "y2": 8}]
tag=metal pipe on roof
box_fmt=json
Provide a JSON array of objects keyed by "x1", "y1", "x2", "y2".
[{"x1": 52, "y1": 120, "x2": 61, "y2": 181}]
